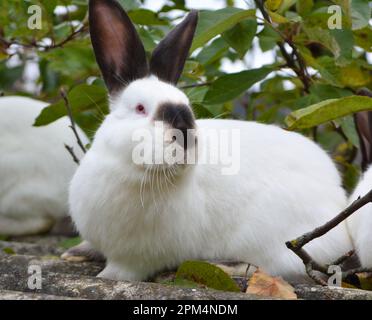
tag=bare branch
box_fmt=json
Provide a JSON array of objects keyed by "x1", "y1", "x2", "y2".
[
  {"x1": 254, "y1": 0, "x2": 311, "y2": 93},
  {"x1": 60, "y1": 88, "x2": 87, "y2": 155},
  {"x1": 179, "y1": 82, "x2": 212, "y2": 89},
  {"x1": 0, "y1": 24, "x2": 88, "y2": 52},
  {"x1": 286, "y1": 189, "x2": 372, "y2": 285},
  {"x1": 64, "y1": 144, "x2": 80, "y2": 165}
]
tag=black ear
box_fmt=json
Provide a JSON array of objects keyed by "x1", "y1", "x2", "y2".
[
  {"x1": 354, "y1": 111, "x2": 372, "y2": 171},
  {"x1": 150, "y1": 10, "x2": 198, "y2": 84},
  {"x1": 89, "y1": 0, "x2": 148, "y2": 94}
]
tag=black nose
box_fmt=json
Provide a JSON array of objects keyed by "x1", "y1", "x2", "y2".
[{"x1": 154, "y1": 102, "x2": 196, "y2": 149}]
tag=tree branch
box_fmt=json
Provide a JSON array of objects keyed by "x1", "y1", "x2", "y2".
[
  {"x1": 64, "y1": 144, "x2": 80, "y2": 165},
  {"x1": 0, "y1": 24, "x2": 87, "y2": 52},
  {"x1": 286, "y1": 189, "x2": 372, "y2": 285},
  {"x1": 60, "y1": 88, "x2": 87, "y2": 155},
  {"x1": 254, "y1": 0, "x2": 311, "y2": 93}
]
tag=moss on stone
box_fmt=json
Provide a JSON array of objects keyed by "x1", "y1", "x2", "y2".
[{"x1": 175, "y1": 260, "x2": 241, "y2": 292}]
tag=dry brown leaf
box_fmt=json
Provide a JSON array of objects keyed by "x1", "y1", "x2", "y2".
[{"x1": 246, "y1": 269, "x2": 297, "y2": 299}]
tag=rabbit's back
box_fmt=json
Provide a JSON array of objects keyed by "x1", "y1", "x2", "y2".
[
  {"x1": 194, "y1": 119, "x2": 351, "y2": 279},
  {"x1": 0, "y1": 96, "x2": 87, "y2": 235},
  {"x1": 346, "y1": 167, "x2": 372, "y2": 267}
]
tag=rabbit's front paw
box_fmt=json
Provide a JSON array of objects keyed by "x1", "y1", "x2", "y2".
[
  {"x1": 61, "y1": 240, "x2": 105, "y2": 262},
  {"x1": 97, "y1": 262, "x2": 145, "y2": 281}
]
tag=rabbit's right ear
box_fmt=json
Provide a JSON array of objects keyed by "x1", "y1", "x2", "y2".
[
  {"x1": 150, "y1": 11, "x2": 198, "y2": 84},
  {"x1": 89, "y1": 0, "x2": 148, "y2": 94},
  {"x1": 354, "y1": 111, "x2": 372, "y2": 171}
]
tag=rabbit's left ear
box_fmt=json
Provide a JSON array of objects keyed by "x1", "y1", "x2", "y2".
[
  {"x1": 354, "y1": 111, "x2": 372, "y2": 171},
  {"x1": 89, "y1": 0, "x2": 148, "y2": 94},
  {"x1": 150, "y1": 11, "x2": 198, "y2": 84}
]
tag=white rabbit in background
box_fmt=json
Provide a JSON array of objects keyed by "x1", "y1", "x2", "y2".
[
  {"x1": 68, "y1": 0, "x2": 353, "y2": 282},
  {"x1": 0, "y1": 96, "x2": 88, "y2": 236},
  {"x1": 347, "y1": 110, "x2": 372, "y2": 268}
]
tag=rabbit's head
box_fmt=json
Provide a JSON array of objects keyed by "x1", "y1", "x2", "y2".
[{"x1": 89, "y1": 0, "x2": 198, "y2": 175}]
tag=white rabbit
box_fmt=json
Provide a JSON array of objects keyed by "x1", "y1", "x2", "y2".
[
  {"x1": 346, "y1": 111, "x2": 372, "y2": 268},
  {"x1": 0, "y1": 96, "x2": 88, "y2": 236},
  {"x1": 69, "y1": 0, "x2": 353, "y2": 282}
]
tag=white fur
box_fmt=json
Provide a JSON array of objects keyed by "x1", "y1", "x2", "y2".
[
  {"x1": 0, "y1": 96, "x2": 88, "y2": 235},
  {"x1": 346, "y1": 167, "x2": 372, "y2": 267},
  {"x1": 69, "y1": 77, "x2": 353, "y2": 282}
]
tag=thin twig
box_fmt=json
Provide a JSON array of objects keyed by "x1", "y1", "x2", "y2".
[
  {"x1": 329, "y1": 250, "x2": 355, "y2": 267},
  {"x1": 287, "y1": 190, "x2": 372, "y2": 250},
  {"x1": 0, "y1": 24, "x2": 87, "y2": 52},
  {"x1": 254, "y1": 0, "x2": 311, "y2": 93},
  {"x1": 343, "y1": 268, "x2": 372, "y2": 280},
  {"x1": 64, "y1": 144, "x2": 80, "y2": 165},
  {"x1": 61, "y1": 88, "x2": 87, "y2": 154},
  {"x1": 286, "y1": 189, "x2": 372, "y2": 285},
  {"x1": 179, "y1": 82, "x2": 212, "y2": 89}
]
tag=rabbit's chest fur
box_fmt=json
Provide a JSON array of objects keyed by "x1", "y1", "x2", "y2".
[{"x1": 70, "y1": 119, "x2": 353, "y2": 281}]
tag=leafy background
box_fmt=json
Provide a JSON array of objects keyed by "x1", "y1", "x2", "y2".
[{"x1": 0, "y1": 0, "x2": 371, "y2": 192}]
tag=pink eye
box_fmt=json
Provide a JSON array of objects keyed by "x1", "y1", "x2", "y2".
[{"x1": 135, "y1": 104, "x2": 146, "y2": 115}]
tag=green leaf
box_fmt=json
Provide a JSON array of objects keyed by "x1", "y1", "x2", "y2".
[
  {"x1": 330, "y1": 29, "x2": 354, "y2": 63},
  {"x1": 222, "y1": 18, "x2": 257, "y2": 58},
  {"x1": 350, "y1": 0, "x2": 371, "y2": 30},
  {"x1": 277, "y1": 0, "x2": 297, "y2": 14},
  {"x1": 185, "y1": 87, "x2": 216, "y2": 118},
  {"x1": 0, "y1": 62, "x2": 24, "y2": 90},
  {"x1": 285, "y1": 96, "x2": 372, "y2": 130},
  {"x1": 268, "y1": 11, "x2": 289, "y2": 24},
  {"x1": 128, "y1": 9, "x2": 167, "y2": 26},
  {"x1": 339, "y1": 62, "x2": 371, "y2": 87},
  {"x1": 2, "y1": 247, "x2": 15, "y2": 255},
  {"x1": 309, "y1": 84, "x2": 352, "y2": 101},
  {"x1": 39, "y1": 59, "x2": 60, "y2": 94},
  {"x1": 342, "y1": 163, "x2": 360, "y2": 193},
  {"x1": 300, "y1": 53, "x2": 343, "y2": 87},
  {"x1": 42, "y1": 0, "x2": 58, "y2": 16},
  {"x1": 191, "y1": 8, "x2": 256, "y2": 52},
  {"x1": 204, "y1": 67, "x2": 273, "y2": 105},
  {"x1": 138, "y1": 27, "x2": 157, "y2": 51},
  {"x1": 265, "y1": 0, "x2": 283, "y2": 11},
  {"x1": 354, "y1": 26, "x2": 372, "y2": 52},
  {"x1": 175, "y1": 260, "x2": 240, "y2": 292},
  {"x1": 34, "y1": 84, "x2": 109, "y2": 127},
  {"x1": 338, "y1": 116, "x2": 360, "y2": 147},
  {"x1": 41, "y1": 40, "x2": 97, "y2": 78},
  {"x1": 333, "y1": 0, "x2": 371, "y2": 30},
  {"x1": 258, "y1": 26, "x2": 281, "y2": 51},
  {"x1": 296, "y1": 0, "x2": 313, "y2": 16},
  {"x1": 196, "y1": 37, "x2": 229, "y2": 66},
  {"x1": 117, "y1": 0, "x2": 141, "y2": 11},
  {"x1": 303, "y1": 27, "x2": 352, "y2": 61},
  {"x1": 58, "y1": 237, "x2": 82, "y2": 249}
]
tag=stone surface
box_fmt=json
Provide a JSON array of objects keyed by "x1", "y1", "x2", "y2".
[
  {"x1": 295, "y1": 284, "x2": 372, "y2": 300},
  {"x1": 0, "y1": 240, "x2": 65, "y2": 256},
  {"x1": 1, "y1": 237, "x2": 372, "y2": 300},
  {"x1": 0, "y1": 290, "x2": 83, "y2": 300}
]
